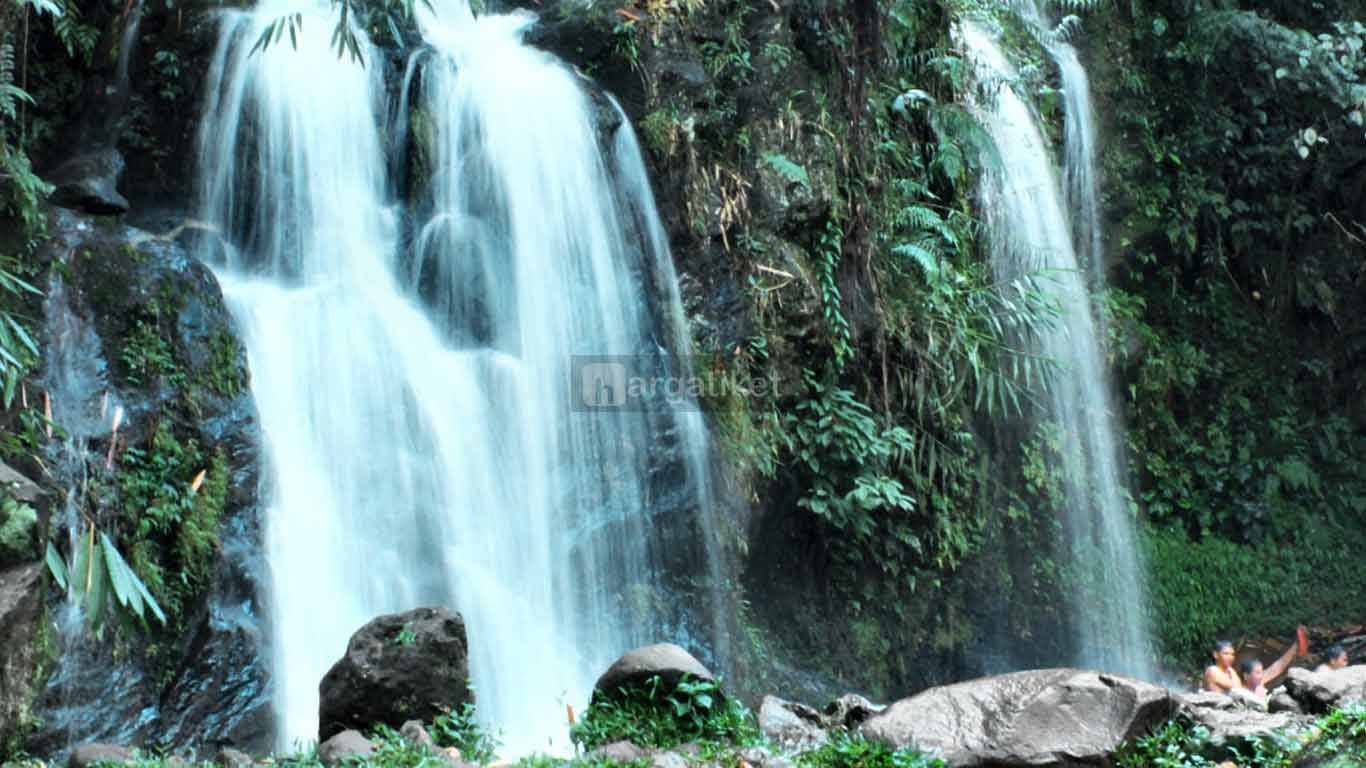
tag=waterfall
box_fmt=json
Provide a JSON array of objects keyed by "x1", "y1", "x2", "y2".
[
  {"x1": 960, "y1": 19, "x2": 1153, "y2": 679},
  {"x1": 197, "y1": 0, "x2": 720, "y2": 752},
  {"x1": 1053, "y1": 43, "x2": 1105, "y2": 288}
]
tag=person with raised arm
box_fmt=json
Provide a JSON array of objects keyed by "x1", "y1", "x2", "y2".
[{"x1": 1239, "y1": 638, "x2": 1299, "y2": 697}]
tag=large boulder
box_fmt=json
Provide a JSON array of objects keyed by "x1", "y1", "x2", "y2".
[
  {"x1": 859, "y1": 669, "x2": 1175, "y2": 767},
  {"x1": 1283, "y1": 666, "x2": 1366, "y2": 714},
  {"x1": 1177, "y1": 691, "x2": 1312, "y2": 750},
  {"x1": 593, "y1": 643, "x2": 715, "y2": 700},
  {"x1": 0, "y1": 563, "x2": 45, "y2": 747},
  {"x1": 318, "y1": 607, "x2": 472, "y2": 741},
  {"x1": 758, "y1": 696, "x2": 827, "y2": 750},
  {"x1": 67, "y1": 743, "x2": 136, "y2": 768}
]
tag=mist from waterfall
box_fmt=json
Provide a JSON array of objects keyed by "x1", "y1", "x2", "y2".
[
  {"x1": 961, "y1": 18, "x2": 1153, "y2": 680},
  {"x1": 197, "y1": 0, "x2": 721, "y2": 752}
]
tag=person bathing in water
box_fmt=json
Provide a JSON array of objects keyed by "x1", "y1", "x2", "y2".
[
  {"x1": 1238, "y1": 640, "x2": 1298, "y2": 697},
  {"x1": 1203, "y1": 633, "x2": 1301, "y2": 695},
  {"x1": 1316, "y1": 644, "x2": 1349, "y2": 673},
  {"x1": 1204, "y1": 639, "x2": 1242, "y2": 693}
]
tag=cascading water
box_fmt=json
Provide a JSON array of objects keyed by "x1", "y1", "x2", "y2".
[
  {"x1": 1053, "y1": 43, "x2": 1105, "y2": 288},
  {"x1": 960, "y1": 19, "x2": 1153, "y2": 679},
  {"x1": 1012, "y1": 0, "x2": 1106, "y2": 289},
  {"x1": 198, "y1": 0, "x2": 720, "y2": 752}
]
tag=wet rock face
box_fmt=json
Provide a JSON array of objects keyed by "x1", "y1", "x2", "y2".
[
  {"x1": 26, "y1": 208, "x2": 269, "y2": 758},
  {"x1": 318, "y1": 607, "x2": 473, "y2": 742},
  {"x1": 0, "y1": 563, "x2": 45, "y2": 748},
  {"x1": 47, "y1": 149, "x2": 131, "y2": 216}
]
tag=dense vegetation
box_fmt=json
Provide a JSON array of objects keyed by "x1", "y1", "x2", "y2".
[
  {"x1": 658, "y1": 0, "x2": 1366, "y2": 691},
  {"x1": 570, "y1": 675, "x2": 757, "y2": 750},
  {"x1": 1117, "y1": 706, "x2": 1366, "y2": 768},
  {"x1": 1097, "y1": 0, "x2": 1366, "y2": 665},
  {"x1": 1, "y1": 0, "x2": 1364, "y2": 751}
]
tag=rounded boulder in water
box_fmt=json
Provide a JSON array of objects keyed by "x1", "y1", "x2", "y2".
[
  {"x1": 592, "y1": 643, "x2": 716, "y2": 701},
  {"x1": 317, "y1": 607, "x2": 472, "y2": 741}
]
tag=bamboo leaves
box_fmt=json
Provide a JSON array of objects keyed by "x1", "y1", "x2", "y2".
[
  {"x1": 250, "y1": 0, "x2": 434, "y2": 65},
  {"x1": 45, "y1": 525, "x2": 168, "y2": 633}
]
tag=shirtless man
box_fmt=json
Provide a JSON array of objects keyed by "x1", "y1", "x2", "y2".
[
  {"x1": 1315, "y1": 644, "x2": 1349, "y2": 673},
  {"x1": 1239, "y1": 640, "x2": 1298, "y2": 697},
  {"x1": 1204, "y1": 640, "x2": 1240, "y2": 693}
]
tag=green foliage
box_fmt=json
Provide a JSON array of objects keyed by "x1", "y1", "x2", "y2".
[
  {"x1": 0, "y1": 493, "x2": 36, "y2": 561},
  {"x1": 151, "y1": 50, "x2": 182, "y2": 103},
  {"x1": 813, "y1": 218, "x2": 854, "y2": 370},
  {"x1": 431, "y1": 702, "x2": 499, "y2": 764},
  {"x1": 797, "y1": 733, "x2": 945, "y2": 768},
  {"x1": 253, "y1": 0, "x2": 432, "y2": 64},
  {"x1": 784, "y1": 373, "x2": 916, "y2": 549},
  {"x1": 762, "y1": 153, "x2": 811, "y2": 191},
  {"x1": 120, "y1": 313, "x2": 181, "y2": 389},
  {"x1": 0, "y1": 252, "x2": 41, "y2": 406},
  {"x1": 1095, "y1": 0, "x2": 1366, "y2": 669},
  {"x1": 515, "y1": 757, "x2": 647, "y2": 768},
  {"x1": 570, "y1": 674, "x2": 757, "y2": 751},
  {"x1": 700, "y1": 8, "x2": 754, "y2": 85},
  {"x1": 1117, "y1": 707, "x2": 1366, "y2": 768},
  {"x1": 1144, "y1": 523, "x2": 1366, "y2": 669},
  {"x1": 0, "y1": 35, "x2": 47, "y2": 407},
  {"x1": 612, "y1": 19, "x2": 641, "y2": 72},
  {"x1": 1116, "y1": 719, "x2": 1217, "y2": 768},
  {"x1": 119, "y1": 424, "x2": 227, "y2": 639},
  {"x1": 45, "y1": 526, "x2": 168, "y2": 637},
  {"x1": 44, "y1": 0, "x2": 98, "y2": 64}
]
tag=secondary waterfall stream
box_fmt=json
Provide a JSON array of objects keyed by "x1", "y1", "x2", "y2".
[
  {"x1": 197, "y1": 0, "x2": 720, "y2": 751},
  {"x1": 961, "y1": 17, "x2": 1153, "y2": 678}
]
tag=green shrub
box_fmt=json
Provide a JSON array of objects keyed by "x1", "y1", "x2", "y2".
[
  {"x1": 1146, "y1": 524, "x2": 1366, "y2": 669},
  {"x1": 1117, "y1": 707, "x2": 1366, "y2": 768},
  {"x1": 1116, "y1": 719, "x2": 1217, "y2": 768},
  {"x1": 0, "y1": 494, "x2": 36, "y2": 563},
  {"x1": 796, "y1": 732, "x2": 945, "y2": 768},
  {"x1": 431, "y1": 702, "x2": 499, "y2": 764},
  {"x1": 569, "y1": 674, "x2": 757, "y2": 751}
]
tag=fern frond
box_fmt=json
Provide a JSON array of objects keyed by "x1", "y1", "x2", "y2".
[
  {"x1": 52, "y1": 1, "x2": 99, "y2": 63},
  {"x1": 893, "y1": 240, "x2": 943, "y2": 280}
]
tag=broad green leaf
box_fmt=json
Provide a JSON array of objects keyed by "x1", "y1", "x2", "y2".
[
  {"x1": 46, "y1": 541, "x2": 68, "y2": 591},
  {"x1": 762, "y1": 153, "x2": 811, "y2": 191}
]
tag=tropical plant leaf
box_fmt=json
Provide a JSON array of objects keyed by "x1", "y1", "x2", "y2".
[
  {"x1": 46, "y1": 540, "x2": 68, "y2": 591},
  {"x1": 762, "y1": 153, "x2": 811, "y2": 191},
  {"x1": 100, "y1": 531, "x2": 142, "y2": 618}
]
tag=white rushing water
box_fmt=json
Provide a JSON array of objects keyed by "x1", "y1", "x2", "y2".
[
  {"x1": 198, "y1": 0, "x2": 719, "y2": 752},
  {"x1": 1014, "y1": 2, "x2": 1105, "y2": 285},
  {"x1": 960, "y1": 19, "x2": 1153, "y2": 679},
  {"x1": 1053, "y1": 43, "x2": 1105, "y2": 288}
]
